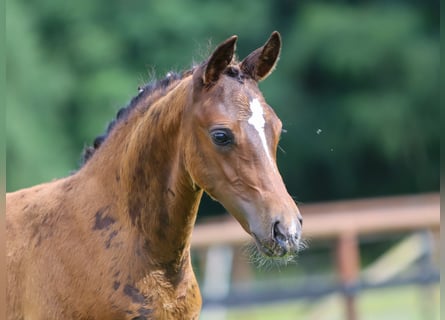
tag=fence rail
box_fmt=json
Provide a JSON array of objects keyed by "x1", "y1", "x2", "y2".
[
  {"x1": 191, "y1": 193, "x2": 440, "y2": 320},
  {"x1": 192, "y1": 193, "x2": 439, "y2": 247}
]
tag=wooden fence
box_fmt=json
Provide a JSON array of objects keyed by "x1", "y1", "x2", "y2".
[{"x1": 191, "y1": 193, "x2": 440, "y2": 320}]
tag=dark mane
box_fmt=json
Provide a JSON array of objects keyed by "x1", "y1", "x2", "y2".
[
  {"x1": 80, "y1": 70, "x2": 190, "y2": 166},
  {"x1": 80, "y1": 64, "x2": 244, "y2": 166}
]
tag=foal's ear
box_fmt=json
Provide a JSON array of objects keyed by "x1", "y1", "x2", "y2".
[
  {"x1": 203, "y1": 35, "x2": 238, "y2": 85},
  {"x1": 240, "y1": 31, "x2": 281, "y2": 81}
]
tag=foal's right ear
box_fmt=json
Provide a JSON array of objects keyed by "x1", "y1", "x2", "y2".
[{"x1": 202, "y1": 35, "x2": 238, "y2": 86}]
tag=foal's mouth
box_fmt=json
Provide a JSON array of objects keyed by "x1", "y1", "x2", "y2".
[{"x1": 251, "y1": 232, "x2": 300, "y2": 258}]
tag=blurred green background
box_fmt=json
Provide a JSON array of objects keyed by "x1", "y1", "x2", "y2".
[{"x1": 6, "y1": 0, "x2": 439, "y2": 207}]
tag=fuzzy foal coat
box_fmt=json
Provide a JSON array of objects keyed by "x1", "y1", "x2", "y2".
[
  {"x1": 6, "y1": 32, "x2": 299, "y2": 320},
  {"x1": 6, "y1": 73, "x2": 207, "y2": 319},
  {"x1": 6, "y1": 76, "x2": 203, "y2": 319}
]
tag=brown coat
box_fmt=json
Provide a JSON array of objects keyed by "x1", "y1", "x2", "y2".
[{"x1": 6, "y1": 32, "x2": 302, "y2": 320}]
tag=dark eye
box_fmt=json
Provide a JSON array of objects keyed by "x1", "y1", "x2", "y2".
[{"x1": 210, "y1": 129, "x2": 234, "y2": 146}]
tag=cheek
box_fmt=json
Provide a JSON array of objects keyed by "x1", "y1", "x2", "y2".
[{"x1": 190, "y1": 151, "x2": 240, "y2": 199}]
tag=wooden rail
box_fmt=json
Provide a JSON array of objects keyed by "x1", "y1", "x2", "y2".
[
  {"x1": 191, "y1": 193, "x2": 440, "y2": 320},
  {"x1": 191, "y1": 193, "x2": 440, "y2": 247}
]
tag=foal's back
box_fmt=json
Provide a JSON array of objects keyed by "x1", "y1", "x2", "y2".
[
  {"x1": 7, "y1": 178, "x2": 95, "y2": 319},
  {"x1": 7, "y1": 179, "x2": 69, "y2": 319},
  {"x1": 7, "y1": 177, "x2": 129, "y2": 319}
]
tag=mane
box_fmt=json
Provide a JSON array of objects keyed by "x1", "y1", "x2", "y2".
[
  {"x1": 80, "y1": 69, "x2": 193, "y2": 166},
  {"x1": 80, "y1": 63, "x2": 244, "y2": 166}
]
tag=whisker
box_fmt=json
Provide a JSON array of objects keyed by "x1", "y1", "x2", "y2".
[
  {"x1": 242, "y1": 241, "x2": 302, "y2": 271},
  {"x1": 278, "y1": 144, "x2": 286, "y2": 154},
  {"x1": 298, "y1": 237, "x2": 310, "y2": 251}
]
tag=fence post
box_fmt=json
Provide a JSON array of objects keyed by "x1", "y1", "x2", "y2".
[
  {"x1": 336, "y1": 232, "x2": 360, "y2": 320},
  {"x1": 200, "y1": 245, "x2": 234, "y2": 320}
]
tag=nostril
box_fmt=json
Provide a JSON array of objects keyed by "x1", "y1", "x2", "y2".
[
  {"x1": 299, "y1": 216, "x2": 303, "y2": 227},
  {"x1": 273, "y1": 221, "x2": 286, "y2": 243}
]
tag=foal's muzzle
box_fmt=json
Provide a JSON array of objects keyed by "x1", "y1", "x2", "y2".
[
  {"x1": 253, "y1": 217, "x2": 303, "y2": 258},
  {"x1": 271, "y1": 221, "x2": 301, "y2": 256}
]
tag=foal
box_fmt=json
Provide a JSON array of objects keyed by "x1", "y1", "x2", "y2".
[{"x1": 6, "y1": 32, "x2": 303, "y2": 319}]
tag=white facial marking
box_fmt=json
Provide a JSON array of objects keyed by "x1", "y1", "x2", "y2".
[{"x1": 248, "y1": 98, "x2": 272, "y2": 161}]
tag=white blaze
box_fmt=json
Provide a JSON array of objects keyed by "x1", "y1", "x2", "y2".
[{"x1": 248, "y1": 98, "x2": 272, "y2": 161}]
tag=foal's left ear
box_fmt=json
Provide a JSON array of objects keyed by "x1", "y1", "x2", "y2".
[
  {"x1": 240, "y1": 31, "x2": 281, "y2": 81},
  {"x1": 203, "y1": 35, "x2": 238, "y2": 85}
]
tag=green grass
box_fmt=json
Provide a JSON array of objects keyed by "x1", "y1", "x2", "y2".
[{"x1": 201, "y1": 284, "x2": 440, "y2": 320}]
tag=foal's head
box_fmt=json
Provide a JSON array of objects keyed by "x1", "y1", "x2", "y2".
[{"x1": 184, "y1": 32, "x2": 303, "y2": 260}]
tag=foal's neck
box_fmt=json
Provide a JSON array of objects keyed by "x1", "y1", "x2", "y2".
[{"x1": 84, "y1": 77, "x2": 202, "y2": 272}]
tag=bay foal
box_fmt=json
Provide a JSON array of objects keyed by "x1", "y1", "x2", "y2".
[{"x1": 7, "y1": 32, "x2": 303, "y2": 319}]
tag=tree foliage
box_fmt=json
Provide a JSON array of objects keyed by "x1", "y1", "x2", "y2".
[{"x1": 6, "y1": 0, "x2": 439, "y2": 214}]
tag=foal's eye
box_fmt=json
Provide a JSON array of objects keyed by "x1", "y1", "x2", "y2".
[{"x1": 210, "y1": 129, "x2": 234, "y2": 147}]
